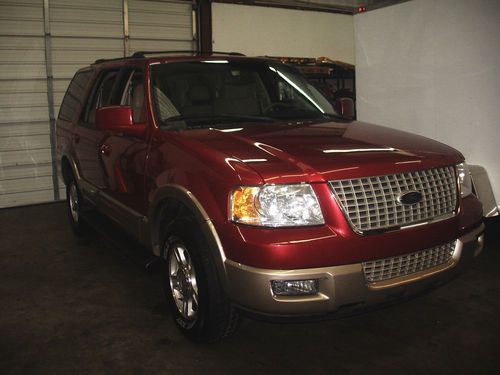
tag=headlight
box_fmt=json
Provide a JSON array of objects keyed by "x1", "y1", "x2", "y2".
[
  {"x1": 230, "y1": 184, "x2": 325, "y2": 227},
  {"x1": 457, "y1": 162, "x2": 473, "y2": 197}
]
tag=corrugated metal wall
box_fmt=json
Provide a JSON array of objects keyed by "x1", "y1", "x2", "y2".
[
  {"x1": 128, "y1": 0, "x2": 195, "y2": 53},
  {"x1": 0, "y1": 0, "x2": 195, "y2": 208},
  {"x1": 0, "y1": 0, "x2": 52, "y2": 207},
  {"x1": 49, "y1": 0, "x2": 126, "y2": 200}
]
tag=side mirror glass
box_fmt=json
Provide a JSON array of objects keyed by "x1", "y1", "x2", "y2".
[
  {"x1": 95, "y1": 106, "x2": 146, "y2": 137},
  {"x1": 334, "y1": 97, "x2": 355, "y2": 120}
]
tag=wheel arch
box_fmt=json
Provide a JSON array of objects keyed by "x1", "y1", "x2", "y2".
[
  {"x1": 149, "y1": 185, "x2": 229, "y2": 288},
  {"x1": 60, "y1": 154, "x2": 81, "y2": 186}
]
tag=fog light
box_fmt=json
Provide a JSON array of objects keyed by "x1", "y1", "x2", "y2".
[{"x1": 271, "y1": 279, "x2": 319, "y2": 296}]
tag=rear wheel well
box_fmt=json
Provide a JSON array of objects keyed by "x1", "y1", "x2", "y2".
[{"x1": 61, "y1": 157, "x2": 73, "y2": 185}]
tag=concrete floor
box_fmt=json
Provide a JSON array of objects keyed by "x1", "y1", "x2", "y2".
[{"x1": 0, "y1": 202, "x2": 499, "y2": 374}]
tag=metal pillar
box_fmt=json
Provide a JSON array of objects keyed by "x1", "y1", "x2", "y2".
[
  {"x1": 43, "y1": 0, "x2": 60, "y2": 200},
  {"x1": 123, "y1": 0, "x2": 130, "y2": 56}
]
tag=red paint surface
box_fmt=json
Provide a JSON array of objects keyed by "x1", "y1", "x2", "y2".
[{"x1": 58, "y1": 56, "x2": 483, "y2": 271}]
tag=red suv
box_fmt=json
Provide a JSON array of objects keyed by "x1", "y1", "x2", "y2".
[{"x1": 56, "y1": 52, "x2": 484, "y2": 342}]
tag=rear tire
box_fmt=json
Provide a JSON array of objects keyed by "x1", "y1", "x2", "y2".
[
  {"x1": 66, "y1": 178, "x2": 89, "y2": 236},
  {"x1": 162, "y1": 218, "x2": 239, "y2": 342}
]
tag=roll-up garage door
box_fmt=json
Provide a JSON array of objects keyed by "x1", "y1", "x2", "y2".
[
  {"x1": 0, "y1": 0, "x2": 52, "y2": 207},
  {"x1": 49, "y1": 0, "x2": 126, "y2": 200},
  {"x1": 128, "y1": 0, "x2": 195, "y2": 54},
  {"x1": 0, "y1": 0, "x2": 195, "y2": 208}
]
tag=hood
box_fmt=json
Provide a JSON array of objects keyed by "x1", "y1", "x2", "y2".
[{"x1": 180, "y1": 121, "x2": 463, "y2": 183}]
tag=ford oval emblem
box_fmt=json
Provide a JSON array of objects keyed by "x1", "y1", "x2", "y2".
[{"x1": 398, "y1": 191, "x2": 423, "y2": 205}]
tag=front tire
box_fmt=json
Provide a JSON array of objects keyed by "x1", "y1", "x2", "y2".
[{"x1": 162, "y1": 219, "x2": 239, "y2": 342}]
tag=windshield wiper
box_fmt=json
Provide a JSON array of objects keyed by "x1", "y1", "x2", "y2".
[
  {"x1": 322, "y1": 112, "x2": 350, "y2": 121},
  {"x1": 162, "y1": 114, "x2": 275, "y2": 127}
]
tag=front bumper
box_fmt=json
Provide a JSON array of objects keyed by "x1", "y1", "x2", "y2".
[{"x1": 224, "y1": 223, "x2": 484, "y2": 316}]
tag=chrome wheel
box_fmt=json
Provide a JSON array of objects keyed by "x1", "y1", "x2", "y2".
[
  {"x1": 69, "y1": 182, "x2": 80, "y2": 223},
  {"x1": 168, "y1": 242, "x2": 199, "y2": 321}
]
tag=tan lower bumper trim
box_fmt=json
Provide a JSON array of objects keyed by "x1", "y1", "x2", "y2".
[{"x1": 224, "y1": 223, "x2": 485, "y2": 315}]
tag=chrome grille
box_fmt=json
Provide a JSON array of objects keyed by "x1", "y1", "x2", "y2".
[
  {"x1": 362, "y1": 240, "x2": 457, "y2": 283},
  {"x1": 329, "y1": 166, "x2": 457, "y2": 233}
]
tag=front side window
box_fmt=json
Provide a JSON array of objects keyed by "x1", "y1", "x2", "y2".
[
  {"x1": 82, "y1": 70, "x2": 119, "y2": 126},
  {"x1": 120, "y1": 70, "x2": 146, "y2": 123},
  {"x1": 150, "y1": 60, "x2": 338, "y2": 130}
]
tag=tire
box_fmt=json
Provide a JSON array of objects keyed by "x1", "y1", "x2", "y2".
[
  {"x1": 162, "y1": 218, "x2": 239, "y2": 342},
  {"x1": 66, "y1": 178, "x2": 89, "y2": 236}
]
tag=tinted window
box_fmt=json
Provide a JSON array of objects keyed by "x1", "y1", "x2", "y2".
[
  {"x1": 82, "y1": 70, "x2": 119, "y2": 126},
  {"x1": 120, "y1": 70, "x2": 145, "y2": 123},
  {"x1": 150, "y1": 60, "x2": 336, "y2": 129},
  {"x1": 58, "y1": 70, "x2": 92, "y2": 122}
]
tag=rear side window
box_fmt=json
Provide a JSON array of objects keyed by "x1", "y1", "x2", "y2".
[{"x1": 58, "y1": 70, "x2": 92, "y2": 122}]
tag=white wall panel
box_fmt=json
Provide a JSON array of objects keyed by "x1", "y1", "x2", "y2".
[
  {"x1": 212, "y1": 3, "x2": 354, "y2": 63},
  {"x1": 354, "y1": 0, "x2": 500, "y2": 207}
]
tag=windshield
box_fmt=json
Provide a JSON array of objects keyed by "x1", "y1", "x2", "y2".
[{"x1": 150, "y1": 59, "x2": 338, "y2": 129}]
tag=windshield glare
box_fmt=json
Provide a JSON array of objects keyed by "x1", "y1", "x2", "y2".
[{"x1": 150, "y1": 60, "x2": 337, "y2": 129}]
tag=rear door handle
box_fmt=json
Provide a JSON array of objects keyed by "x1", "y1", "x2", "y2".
[
  {"x1": 100, "y1": 144, "x2": 111, "y2": 156},
  {"x1": 73, "y1": 133, "x2": 80, "y2": 143}
]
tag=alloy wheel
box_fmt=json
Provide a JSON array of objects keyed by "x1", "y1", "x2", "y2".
[
  {"x1": 168, "y1": 242, "x2": 199, "y2": 320},
  {"x1": 69, "y1": 183, "x2": 80, "y2": 223}
]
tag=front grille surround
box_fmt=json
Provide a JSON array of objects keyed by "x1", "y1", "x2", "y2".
[
  {"x1": 362, "y1": 240, "x2": 457, "y2": 283},
  {"x1": 329, "y1": 166, "x2": 458, "y2": 234}
]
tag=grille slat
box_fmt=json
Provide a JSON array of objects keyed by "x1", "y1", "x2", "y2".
[
  {"x1": 329, "y1": 166, "x2": 457, "y2": 233},
  {"x1": 362, "y1": 241, "x2": 457, "y2": 283}
]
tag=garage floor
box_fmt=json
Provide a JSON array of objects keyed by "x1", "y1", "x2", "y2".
[{"x1": 1, "y1": 203, "x2": 499, "y2": 374}]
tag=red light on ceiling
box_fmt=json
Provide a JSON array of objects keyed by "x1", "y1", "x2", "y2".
[{"x1": 358, "y1": 6, "x2": 367, "y2": 12}]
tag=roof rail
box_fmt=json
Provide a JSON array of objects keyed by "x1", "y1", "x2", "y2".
[
  {"x1": 93, "y1": 51, "x2": 245, "y2": 65},
  {"x1": 93, "y1": 56, "x2": 136, "y2": 65},
  {"x1": 131, "y1": 50, "x2": 245, "y2": 58}
]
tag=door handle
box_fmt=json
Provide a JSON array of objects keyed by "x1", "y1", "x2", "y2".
[
  {"x1": 73, "y1": 133, "x2": 80, "y2": 143},
  {"x1": 100, "y1": 143, "x2": 111, "y2": 156}
]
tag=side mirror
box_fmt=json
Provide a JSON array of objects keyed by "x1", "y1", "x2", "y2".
[
  {"x1": 95, "y1": 106, "x2": 146, "y2": 137},
  {"x1": 334, "y1": 97, "x2": 355, "y2": 120}
]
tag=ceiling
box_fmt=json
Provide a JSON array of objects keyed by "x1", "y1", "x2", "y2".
[{"x1": 214, "y1": 0, "x2": 411, "y2": 14}]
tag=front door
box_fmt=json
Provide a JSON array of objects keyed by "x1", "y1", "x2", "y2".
[
  {"x1": 98, "y1": 67, "x2": 149, "y2": 234},
  {"x1": 74, "y1": 69, "x2": 120, "y2": 193}
]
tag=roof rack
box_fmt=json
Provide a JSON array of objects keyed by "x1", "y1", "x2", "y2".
[
  {"x1": 93, "y1": 56, "x2": 126, "y2": 64},
  {"x1": 131, "y1": 50, "x2": 245, "y2": 58},
  {"x1": 93, "y1": 51, "x2": 245, "y2": 65},
  {"x1": 93, "y1": 56, "x2": 140, "y2": 65}
]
